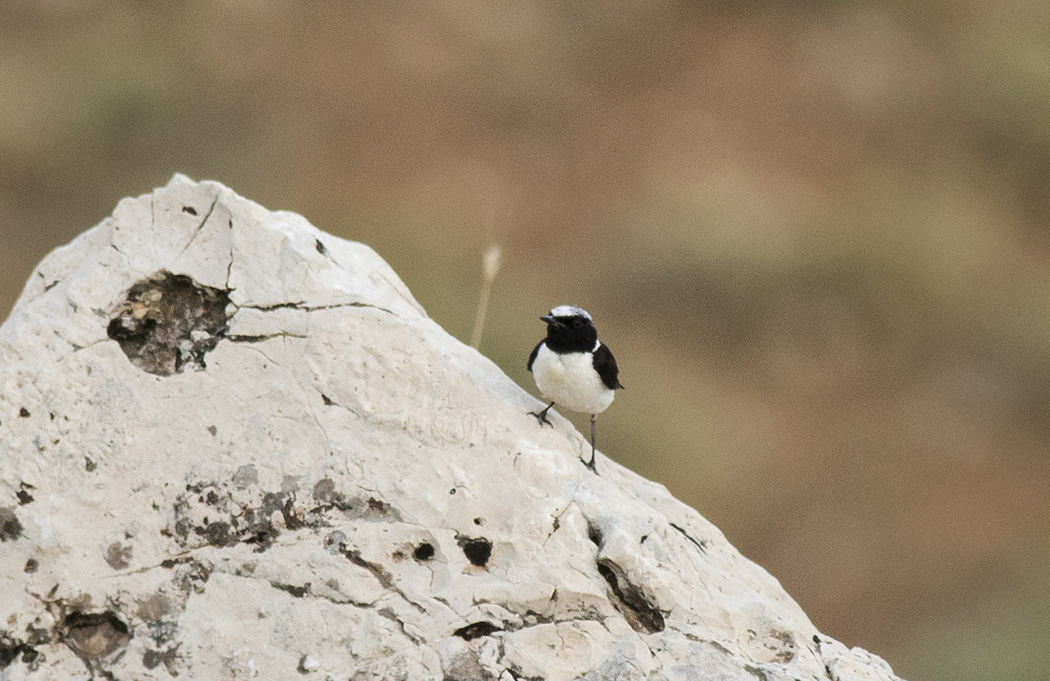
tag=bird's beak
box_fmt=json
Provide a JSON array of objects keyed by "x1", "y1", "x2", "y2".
[{"x1": 541, "y1": 312, "x2": 567, "y2": 327}]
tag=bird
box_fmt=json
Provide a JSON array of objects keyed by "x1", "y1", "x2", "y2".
[{"x1": 527, "y1": 305, "x2": 623, "y2": 470}]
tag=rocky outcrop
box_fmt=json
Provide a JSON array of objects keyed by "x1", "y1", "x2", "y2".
[{"x1": 0, "y1": 175, "x2": 903, "y2": 680}]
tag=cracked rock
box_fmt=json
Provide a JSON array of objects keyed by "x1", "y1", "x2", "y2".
[{"x1": 0, "y1": 175, "x2": 905, "y2": 680}]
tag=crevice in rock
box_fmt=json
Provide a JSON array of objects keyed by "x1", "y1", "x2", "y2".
[
  {"x1": 595, "y1": 558, "x2": 665, "y2": 634},
  {"x1": 107, "y1": 271, "x2": 229, "y2": 376},
  {"x1": 271, "y1": 581, "x2": 310, "y2": 598},
  {"x1": 453, "y1": 621, "x2": 503, "y2": 641},
  {"x1": 340, "y1": 545, "x2": 426, "y2": 613},
  {"x1": 177, "y1": 195, "x2": 218, "y2": 257},
  {"x1": 234, "y1": 300, "x2": 397, "y2": 316},
  {"x1": 670, "y1": 522, "x2": 708, "y2": 554},
  {"x1": 812, "y1": 635, "x2": 838, "y2": 681},
  {"x1": 225, "y1": 332, "x2": 307, "y2": 344},
  {"x1": 377, "y1": 607, "x2": 424, "y2": 645}
]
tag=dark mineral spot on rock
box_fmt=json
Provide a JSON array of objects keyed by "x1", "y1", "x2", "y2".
[
  {"x1": 84, "y1": 457, "x2": 96, "y2": 472},
  {"x1": 596, "y1": 558, "x2": 665, "y2": 634},
  {"x1": 273, "y1": 582, "x2": 310, "y2": 598},
  {"x1": 18, "y1": 407, "x2": 30, "y2": 418},
  {"x1": 136, "y1": 594, "x2": 170, "y2": 622},
  {"x1": 233, "y1": 464, "x2": 259, "y2": 489},
  {"x1": 107, "y1": 271, "x2": 230, "y2": 376},
  {"x1": 182, "y1": 205, "x2": 198, "y2": 215},
  {"x1": 313, "y1": 477, "x2": 337, "y2": 502},
  {"x1": 458, "y1": 537, "x2": 492, "y2": 567},
  {"x1": 16, "y1": 483, "x2": 34, "y2": 505},
  {"x1": 453, "y1": 621, "x2": 502, "y2": 640},
  {"x1": 197, "y1": 521, "x2": 234, "y2": 547},
  {"x1": 0, "y1": 507, "x2": 23, "y2": 542},
  {"x1": 143, "y1": 646, "x2": 180, "y2": 673},
  {"x1": 105, "y1": 541, "x2": 133, "y2": 569},
  {"x1": 207, "y1": 425, "x2": 217, "y2": 436},
  {"x1": 766, "y1": 629, "x2": 797, "y2": 663},
  {"x1": 23, "y1": 558, "x2": 38, "y2": 573},
  {"x1": 315, "y1": 239, "x2": 328, "y2": 255},
  {"x1": 413, "y1": 542, "x2": 435, "y2": 562},
  {"x1": 473, "y1": 517, "x2": 484, "y2": 526},
  {"x1": 63, "y1": 611, "x2": 131, "y2": 662}
]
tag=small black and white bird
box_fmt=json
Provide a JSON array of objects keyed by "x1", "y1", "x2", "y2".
[{"x1": 527, "y1": 305, "x2": 623, "y2": 470}]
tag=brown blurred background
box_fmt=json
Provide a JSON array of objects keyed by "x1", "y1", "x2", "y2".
[{"x1": 3, "y1": 2, "x2": 1050, "y2": 678}]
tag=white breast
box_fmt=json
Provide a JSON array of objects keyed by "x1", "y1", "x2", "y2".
[{"x1": 532, "y1": 343, "x2": 615, "y2": 415}]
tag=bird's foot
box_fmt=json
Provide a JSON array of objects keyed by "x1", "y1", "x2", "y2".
[{"x1": 528, "y1": 402, "x2": 555, "y2": 427}]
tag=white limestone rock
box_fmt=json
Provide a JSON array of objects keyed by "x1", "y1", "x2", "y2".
[{"x1": 0, "y1": 175, "x2": 904, "y2": 680}]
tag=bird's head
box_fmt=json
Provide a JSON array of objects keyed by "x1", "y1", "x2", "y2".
[{"x1": 541, "y1": 305, "x2": 598, "y2": 351}]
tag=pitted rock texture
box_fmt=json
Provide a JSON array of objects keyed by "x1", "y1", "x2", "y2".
[{"x1": 0, "y1": 175, "x2": 904, "y2": 680}]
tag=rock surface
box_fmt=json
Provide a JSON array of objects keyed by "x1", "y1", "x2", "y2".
[{"x1": 0, "y1": 175, "x2": 904, "y2": 680}]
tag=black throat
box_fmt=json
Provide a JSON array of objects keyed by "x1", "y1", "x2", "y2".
[{"x1": 545, "y1": 322, "x2": 597, "y2": 354}]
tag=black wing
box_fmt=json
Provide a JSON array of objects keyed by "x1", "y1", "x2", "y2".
[
  {"x1": 526, "y1": 340, "x2": 544, "y2": 373},
  {"x1": 592, "y1": 344, "x2": 623, "y2": 390}
]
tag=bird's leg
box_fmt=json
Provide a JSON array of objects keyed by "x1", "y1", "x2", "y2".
[
  {"x1": 585, "y1": 414, "x2": 598, "y2": 472},
  {"x1": 528, "y1": 402, "x2": 555, "y2": 427}
]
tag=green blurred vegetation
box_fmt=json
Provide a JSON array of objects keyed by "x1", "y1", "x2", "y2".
[{"x1": 3, "y1": 2, "x2": 1050, "y2": 679}]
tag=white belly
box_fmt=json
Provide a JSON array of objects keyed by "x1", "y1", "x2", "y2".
[{"x1": 532, "y1": 344, "x2": 615, "y2": 415}]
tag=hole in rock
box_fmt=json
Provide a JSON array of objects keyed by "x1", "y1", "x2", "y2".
[
  {"x1": 64, "y1": 611, "x2": 131, "y2": 662},
  {"x1": 107, "y1": 271, "x2": 229, "y2": 376},
  {"x1": 587, "y1": 522, "x2": 603, "y2": 548},
  {"x1": 596, "y1": 559, "x2": 665, "y2": 634},
  {"x1": 453, "y1": 621, "x2": 502, "y2": 640},
  {"x1": 413, "y1": 542, "x2": 435, "y2": 562},
  {"x1": 18, "y1": 408, "x2": 30, "y2": 418},
  {"x1": 182, "y1": 206, "x2": 198, "y2": 215},
  {"x1": 459, "y1": 538, "x2": 492, "y2": 567}
]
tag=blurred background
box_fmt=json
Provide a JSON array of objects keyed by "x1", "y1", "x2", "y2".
[{"x1": 2, "y1": 2, "x2": 1049, "y2": 678}]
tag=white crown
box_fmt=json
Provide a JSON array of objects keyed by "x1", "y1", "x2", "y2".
[{"x1": 549, "y1": 305, "x2": 591, "y2": 320}]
